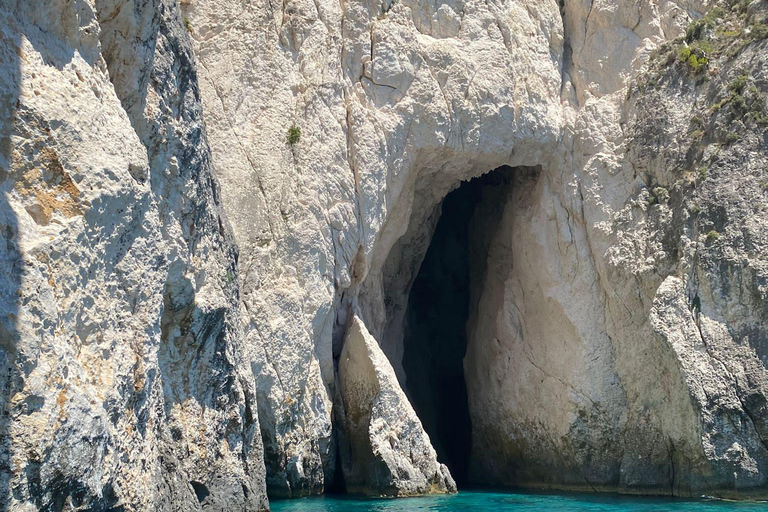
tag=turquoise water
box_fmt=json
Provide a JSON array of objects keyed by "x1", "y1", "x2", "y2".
[{"x1": 270, "y1": 491, "x2": 767, "y2": 512}]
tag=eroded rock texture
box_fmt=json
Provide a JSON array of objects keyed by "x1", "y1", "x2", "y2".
[
  {"x1": 337, "y1": 315, "x2": 455, "y2": 496},
  {"x1": 183, "y1": 0, "x2": 768, "y2": 500},
  {"x1": 2, "y1": 0, "x2": 768, "y2": 507},
  {"x1": 0, "y1": 0, "x2": 267, "y2": 510}
]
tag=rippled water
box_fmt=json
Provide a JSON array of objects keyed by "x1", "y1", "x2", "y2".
[{"x1": 270, "y1": 491, "x2": 767, "y2": 512}]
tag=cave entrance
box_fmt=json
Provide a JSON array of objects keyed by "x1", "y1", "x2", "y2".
[{"x1": 401, "y1": 166, "x2": 513, "y2": 488}]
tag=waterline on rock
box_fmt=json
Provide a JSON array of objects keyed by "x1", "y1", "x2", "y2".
[{"x1": 270, "y1": 490, "x2": 768, "y2": 512}]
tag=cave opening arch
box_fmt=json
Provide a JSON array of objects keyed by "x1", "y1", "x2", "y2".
[{"x1": 392, "y1": 165, "x2": 523, "y2": 487}]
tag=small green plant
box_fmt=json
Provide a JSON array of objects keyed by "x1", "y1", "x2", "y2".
[
  {"x1": 686, "y1": 19, "x2": 708, "y2": 43},
  {"x1": 711, "y1": 97, "x2": 729, "y2": 112},
  {"x1": 729, "y1": 74, "x2": 749, "y2": 94},
  {"x1": 717, "y1": 28, "x2": 740, "y2": 38},
  {"x1": 287, "y1": 124, "x2": 301, "y2": 145},
  {"x1": 691, "y1": 54, "x2": 709, "y2": 73},
  {"x1": 747, "y1": 110, "x2": 768, "y2": 127},
  {"x1": 691, "y1": 39, "x2": 715, "y2": 56},
  {"x1": 678, "y1": 46, "x2": 709, "y2": 73},
  {"x1": 731, "y1": 92, "x2": 748, "y2": 111},
  {"x1": 708, "y1": 6, "x2": 726, "y2": 20},
  {"x1": 710, "y1": 74, "x2": 767, "y2": 125},
  {"x1": 653, "y1": 186, "x2": 670, "y2": 203},
  {"x1": 686, "y1": 7, "x2": 725, "y2": 43},
  {"x1": 750, "y1": 22, "x2": 768, "y2": 40},
  {"x1": 184, "y1": 17, "x2": 192, "y2": 32},
  {"x1": 727, "y1": 0, "x2": 749, "y2": 15},
  {"x1": 690, "y1": 129, "x2": 704, "y2": 140},
  {"x1": 706, "y1": 230, "x2": 720, "y2": 243},
  {"x1": 698, "y1": 165, "x2": 708, "y2": 181},
  {"x1": 724, "y1": 132, "x2": 740, "y2": 144}
]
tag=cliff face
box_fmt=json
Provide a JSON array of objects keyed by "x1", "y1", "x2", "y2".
[
  {"x1": 465, "y1": 0, "x2": 768, "y2": 493},
  {"x1": 0, "y1": 1, "x2": 266, "y2": 510},
  {"x1": 186, "y1": 0, "x2": 564, "y2": 497},
  {"x1": 1, "y1": 0, "x2": 768, "y2": 509}
]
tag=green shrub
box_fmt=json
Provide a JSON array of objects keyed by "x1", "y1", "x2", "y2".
[
  {"x1": 711, "y1": 97, "x2": 729, "y2": 112},
  {"x1": 706, "y1": 230, "x2": 720, "y2": 243},
  {"x1": 750, "y1": 22, "x2": 768, "y2": 40},
  {"x1": 686, "y1": 19, "x2": 708, "y2": 42},
  {"x1": 729, "y1": 74, "x2": 748, "y2": 94},
  {"x1": 731, "y1": 92, "x2": 748, "y2": 111},
  {"x1": 708, "y1": 7, "x2": 726, "y2": 19},
  {"x1": 691, "y1": 39, "x2": 715, "y2": 55},
  {"x1": 695, "y1": 54, "x2": 709, "y2": 72},
  {"x1": 747, "y1": 110, "x2": 768, "y2": 127},
  {"x1": 728, "y1": 0, "x2": 750, "y2": 14},
  {"x1": 698, "y1": 165, "x2": 708, "y2": 181},
  {"x1": 679, "y1": 46, "x2": 709, "y2": 73},
  {"x1": 653, "y1": 186, "x2": 670, "y2": 203},
  {"x1": 717, "y1": 29, "x2": 740, "y2": 38},
  {"x1": 686, "y1": 7, "x2": 725, "y2": 42},
  {"x1": 725, "y1": 132, "x2": 740, "y2": 144},
  {"x1": 287, "y1": 124, "x2": 301, "y2": 145}
]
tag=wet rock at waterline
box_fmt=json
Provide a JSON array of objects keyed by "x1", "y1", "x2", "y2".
[{"x1": 2, "y1": 0, "x2": 768, "y2": 509}]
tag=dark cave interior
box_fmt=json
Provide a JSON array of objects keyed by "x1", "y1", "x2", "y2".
[{"x1": 402, "y1": 167, "x2": 513, "y2": 488}]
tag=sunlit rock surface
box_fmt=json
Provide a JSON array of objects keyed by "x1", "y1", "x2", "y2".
[
  {"x1": 2, "y1": 0, "x2": 768, "y2": 507},
  {"x1": 0, "y1": 1, "x2": 267, "y2": 510}
]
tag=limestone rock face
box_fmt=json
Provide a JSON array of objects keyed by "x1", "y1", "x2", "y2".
[
  {"x1": 182, "y1": 0, "x2": 768, "y2": 499},
  {"x1": 463, "y1": 1, "x2": 768, "y2": 498},
  {"x1": 0, "y1": 0, "x2": 267, "y2": 510},
  {"x1": 185, "y1": 0, "x2": 563, "y2": 495},
  {"x1": 3, "y1": 0, "x2": 768, "y2": 506},
  {"x1": 337, "y1": 315, "x2": 455, "y2": 495}
]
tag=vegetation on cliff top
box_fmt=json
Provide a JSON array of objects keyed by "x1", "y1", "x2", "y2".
[
  {"x1": 635, "y1": 0, "x2": 768, "y2": 242},
  {"x1": 646, "y1": 0, "x2": 767, "y2": 79}
]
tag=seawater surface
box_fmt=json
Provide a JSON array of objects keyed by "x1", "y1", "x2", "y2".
[{"x1": 270, "y1": 491, "x2": 767, "y2": 512}]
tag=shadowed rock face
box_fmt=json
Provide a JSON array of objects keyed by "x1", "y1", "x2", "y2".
[{"x1": 3, "y1": 0, "x2": 768, "y2": 507}]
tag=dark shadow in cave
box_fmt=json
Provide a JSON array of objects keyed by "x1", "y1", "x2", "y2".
[{"x1": 402, "y1": 167, "x2": 513, "y2": 488}]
